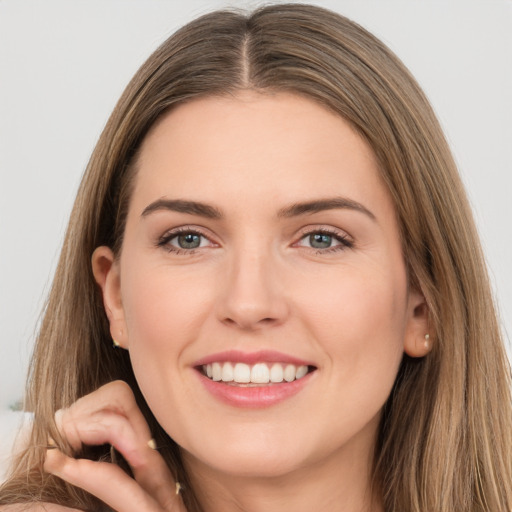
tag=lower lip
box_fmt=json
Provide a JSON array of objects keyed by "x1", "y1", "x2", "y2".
[{"x1": 196, "y1": 370, "x2": 314, "y2": 409}]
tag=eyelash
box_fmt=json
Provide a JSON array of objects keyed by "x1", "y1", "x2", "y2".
[
  {"x1": 296, "y1": 228, "x2": 354, "y2": 253},
  {"x1": 157, "y1": 227, "x2": 211, "y2": 256},
  {"x1": 157, "y1": 226, "x2": 354, "y2": 255}
]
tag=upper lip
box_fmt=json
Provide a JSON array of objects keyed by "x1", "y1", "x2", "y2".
[{"x1": 193, "y1": 350, "x2": 315, "y2": 368}]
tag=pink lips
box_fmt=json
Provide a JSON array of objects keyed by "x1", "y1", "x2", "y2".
[{"x1": 193, "y1": 350, "x2": 316, "y2": 409}]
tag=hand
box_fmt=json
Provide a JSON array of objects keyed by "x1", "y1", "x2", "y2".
[{"x1": 44, "y1": 381, "x2": 187, "y2": 512}]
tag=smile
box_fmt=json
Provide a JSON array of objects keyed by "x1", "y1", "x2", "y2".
[
  {"x1": 201, "y1": 362, "x2": 312, "y2": 385},
  {"x1": 194, "y1": 350, "x2": 317, "y2": 407}
]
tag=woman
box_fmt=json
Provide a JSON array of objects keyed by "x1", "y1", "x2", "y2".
[{"x1": 1, "y1": 3, "x2": 511, "y2": 511}]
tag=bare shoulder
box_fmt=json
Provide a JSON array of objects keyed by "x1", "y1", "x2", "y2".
[{"x1": 0, "y1": 504, "x2": 82, "y2": 511}]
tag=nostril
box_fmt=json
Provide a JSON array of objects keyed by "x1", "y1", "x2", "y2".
[{"x1": 221, "y1": 315, "x2": 279, "y2": 329}]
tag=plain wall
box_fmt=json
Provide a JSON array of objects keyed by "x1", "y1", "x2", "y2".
[{"x1": 0, "y1": 0, "x2": 511, "y2": 411}]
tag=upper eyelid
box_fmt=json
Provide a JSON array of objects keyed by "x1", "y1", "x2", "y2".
[
  {"x1": 160, "y1": 225, "x2": 216, "y2": 241},
  {"x1": 295, "y1": 225, "x2": 352, "y2": 241}
]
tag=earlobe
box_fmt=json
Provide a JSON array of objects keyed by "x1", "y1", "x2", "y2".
[
  {"x1": 403, "y1": 290, "x2": 432, "y2": 358},
  {"x1": 404, "y1": 332, "x2": 433, "y2": 358},
  {"x1": 91, "y1": 246, "x2": 128, "y2": 348}
]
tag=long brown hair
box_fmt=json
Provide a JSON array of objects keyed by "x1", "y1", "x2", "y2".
[{"x1": 1, "y1": 4, "x2": 511, "y2": 511}]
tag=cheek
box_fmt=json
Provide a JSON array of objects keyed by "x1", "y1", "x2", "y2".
[
  {"x1": 121, "y1": 263, "x2": 212, "y2": 350},
  {"x1": 296, "y1": 261, "x2": 407, "y2": 382},
  {"x1": 118, "y1": 261, "x2": 217, "y2": 422},
  {"x1": 287, "y1": 263, "x2": 407, "y2": 448},
  {"x1": 302, "y1": 261, "x2": 406, "y2": 334},
  {"x1": 119, "y1": 263, "x2": 215, "y2": 433}
]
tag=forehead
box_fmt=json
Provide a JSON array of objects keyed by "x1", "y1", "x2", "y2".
[{"x1": 130, "y1": 91, "x2": 393, "y2": 219}]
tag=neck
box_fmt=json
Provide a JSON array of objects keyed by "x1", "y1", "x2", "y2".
[{"x1": 182, "y1": 423, "x2": 383, "y2": 512}]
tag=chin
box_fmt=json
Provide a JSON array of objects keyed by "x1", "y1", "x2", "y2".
[
  {"x1": 186, "y1": 445, "x2": 308, "y2": 480},
  {"x1": 176, "y1": 423, "x2": 313, "y2": 478}
]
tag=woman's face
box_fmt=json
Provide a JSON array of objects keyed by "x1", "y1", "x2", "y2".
[{"x1": 95, "y1": 91, "x2": 428, "y2": 480}]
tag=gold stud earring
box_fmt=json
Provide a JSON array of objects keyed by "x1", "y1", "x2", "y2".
[{"x1": 112, "y1": 339, "x2": 121, "y2": 348}]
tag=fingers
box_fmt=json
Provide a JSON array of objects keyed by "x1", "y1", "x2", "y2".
[
  {"x1": 45, "y1": 448, "x2": 184, "y2": 512},
  {"x1": 55, "y1": 380, "x2": 152, "y2": 451},
  {"x1": 48, "y1": 381, "x2": 185, "y2": 511},
  {"x1": 129, "y1": 439, "x2": 182, "y2": 510},
  {"x1": 56, "y1": 407, "x2": 147, "y2": 467}
]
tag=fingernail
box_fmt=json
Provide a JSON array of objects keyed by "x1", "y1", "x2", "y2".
[
  {"x1": 147, "y1": 438, "x2": 157, "y2": 450},
  {"x1": 44, "y1": 448, "x2": 65, "y2": 477},
  {"x1": 54, "y1": 409, "x2": 64, "y2": 427}
]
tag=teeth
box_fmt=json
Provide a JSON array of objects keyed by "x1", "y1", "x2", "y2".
[
  {"x1": 234, "y1": 363, "x2": 251, "y2": 383},
  {"x1": 221, "y1": 362, "x2": 234, "y2": 382},
  {"x1": 212, "y1": 362, "x2": 222, "y2": 381},
  {"x1": 202, "y1": 362, "x2": 310, "y2": 384},
  {"x1": 251, "y1": 363, "x2": 270, "y2": 384},
  {"x1": 283, "y1": 364, "x2": 296, "y2": 382},
  {"x1": 296, "y1": 365, "x2": 308, "y2": 379},
  {"x1": 270, "y1": 363, "x2": 284, "y2": 383}
]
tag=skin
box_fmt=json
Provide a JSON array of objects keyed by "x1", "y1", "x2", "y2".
[{"x1": 42, "y1": 91, "x2": 429, "y2": 512}]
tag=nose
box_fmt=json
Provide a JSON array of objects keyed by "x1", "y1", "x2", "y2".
[{"x1": 216, "y1": 246, "x2": 290, "y2": 330}]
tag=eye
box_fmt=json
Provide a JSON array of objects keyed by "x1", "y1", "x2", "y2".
[
  {"x1": 174, "y1": 232, "x2": 203, "y2": 249},
  {"x1": 296, "y1": 229, "x2": 353, "y2": 253},
  {"x1": 307, "y1": 233, "x2": 335, "y2": 249},
  {"x1": 157, "y1": 227, "x2": 214, "y2": 254}
]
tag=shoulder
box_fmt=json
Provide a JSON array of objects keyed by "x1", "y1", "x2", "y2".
[{"x1": 0, "y1": 505, "x2": 82, "y2": 511}]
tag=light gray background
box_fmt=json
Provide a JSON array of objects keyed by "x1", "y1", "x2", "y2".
[{"x1": 1, "y1": 0, "x2": 511, "y2": 412}]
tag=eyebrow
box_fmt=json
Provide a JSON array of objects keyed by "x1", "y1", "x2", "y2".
[
  {"x1": 142, "y1": 199, "x2": 223, "y2": 219},
  {"x1": 277, "y1": 197, "x2": 376, "y2": 221},
  {"x1": 141, "y1": 196, "x2": 376, "y2": 221}
]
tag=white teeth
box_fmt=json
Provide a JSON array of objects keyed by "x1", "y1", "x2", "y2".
[
  {"x1": 284, "y1": 364, "x2": 296, "y2": 382},
  {"x1": 251, "y1": 363, "x2": 270, "y2": 384},
  {"x1": 202, "y1": 362, "x2": 310, "y2": 384},
  {"x1": 296, "y1": 365, "x2": 308, "y2": 379},
  {"x1": 221, "y1": 362, "x2": 234, "y2": 382},
  {"x1": 270, "y1": 363, "x2": 284, "y2": 383},
  {"x1": 234, "y1": 363, "x2": 251, "y2": 383},
  {"x1": 212, "y1": 362, "x2": 222, "y2": 381}
]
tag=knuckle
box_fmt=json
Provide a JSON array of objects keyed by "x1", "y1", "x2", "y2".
[
  {"x1": 107, "y1": 379, "x2": 133, "y2": 395},
  {"x1": 107, "y1": 380, "x2": 136, "y2": 407},
  {"x1": 102, "y1": 412, "x2": 128, "y2": 436},
  {"x1": 74, "y1": 457, "x2": 96, "y2": 478},
  {"x1": 111, "y1": 383, "x2": 141, "y2": 420}
]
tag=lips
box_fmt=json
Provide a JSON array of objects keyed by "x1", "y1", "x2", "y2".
[{"x1": 193, "y1": 350, "x2": 317, "y2": 408}]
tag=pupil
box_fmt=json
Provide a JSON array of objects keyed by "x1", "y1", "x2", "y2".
[
  {"x1": 178, "y1": 233, "x2": 201, "y2": 249},
  {"x1": 310, "y1": 233, "x2": 332, "y2": 249}
]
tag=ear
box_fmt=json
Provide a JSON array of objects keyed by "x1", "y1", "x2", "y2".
[
  {"x1": 92, "y1": 246, "x2": 128, "y2": 349},
  {"x1": 403, "y1": 289, "x2": 431, "y2": 358}
]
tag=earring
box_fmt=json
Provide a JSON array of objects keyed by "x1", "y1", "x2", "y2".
[
  {"x1": 112, "y1": 339, "x2": 121, "y2": 348},
  {"x1": 424, "y1": 334, "x2": 430, "y2": 350}
]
